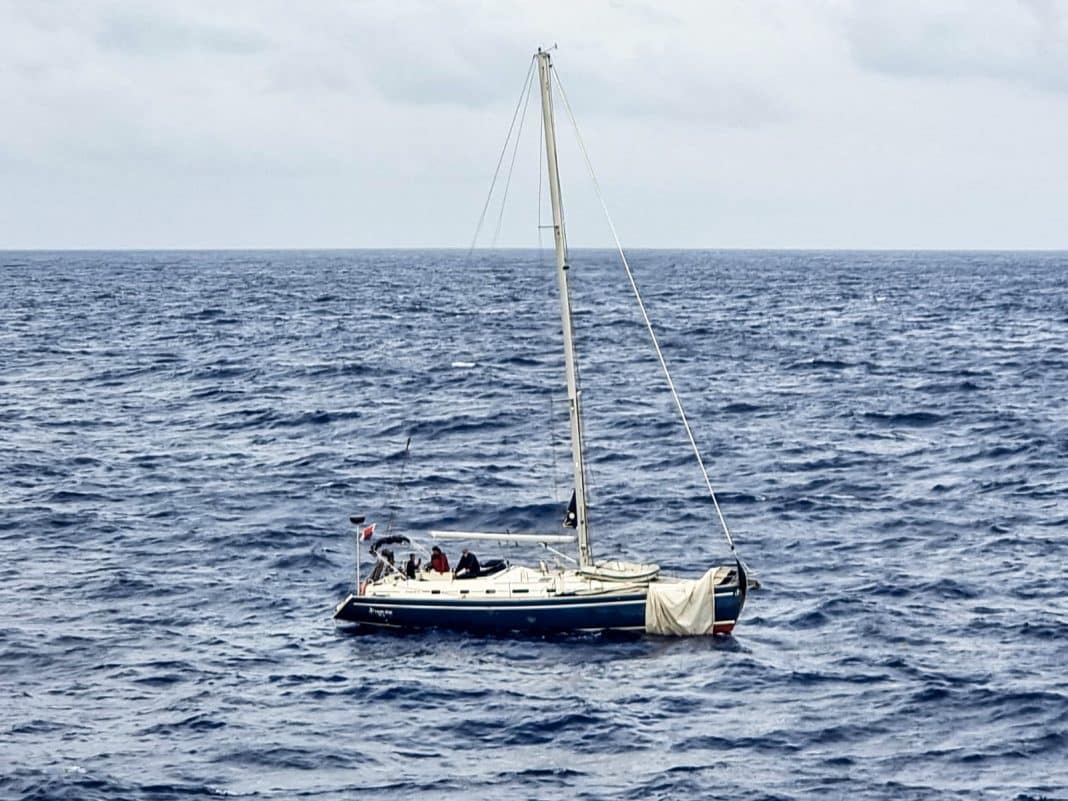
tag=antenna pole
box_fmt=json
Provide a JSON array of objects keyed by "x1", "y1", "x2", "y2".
[{"x1": 350, "y1": 515, "x2": 366, "y2": 593}]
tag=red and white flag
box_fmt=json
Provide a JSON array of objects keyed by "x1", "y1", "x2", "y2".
[{"x1": 360, "y1": 522, "x2": 376, "y2": 540}]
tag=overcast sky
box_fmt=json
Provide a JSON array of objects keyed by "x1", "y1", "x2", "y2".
[{"x1": 2, "y1": 0, "x2": 1067, "y2": 249}]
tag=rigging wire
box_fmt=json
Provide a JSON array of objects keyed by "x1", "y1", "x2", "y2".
[
  {"x1": 383, "y1": 437, "x2": 412, "y2": 538},
  {"x1": 551, "y1": 66, "x2": 738, "y2": 554},
  {"x1": 467, "y1": 57, "x2": 536, "y2": 255},
  {"x1": 492, "y1": 66, "x2": 537, "y2": 248}
]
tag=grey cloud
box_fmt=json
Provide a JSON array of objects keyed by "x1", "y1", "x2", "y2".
[
  {"x1": 94, "y1": 9, "x2": 268, "y2": 55},
  {"x1": 843, "y1": 0, "x2": 1068, "y2": 93},
  {"x1": 349, "y1": 21, "x2": 534, "y2": 110},
  {"x1": 10, "y1": 0, "x2": 270, "y2": 56},
  {"x1": 3, "y1": 0, "x2": 1067, "y2": 248},
  {"x1": 355, "y1": 40, "x2": 787, "y2": 127},
  {"x1": 358, "y1": 48, "x2": 527, "y2": 110},
  {"x1": 265, "y1": 61, "x2": 361, "y2": 97},
  {"x1": 332, "y1": 2, "x2": 787, "y2": 126},
  {"x1": 558, "y1": 61, "x2": 791, "y2": 128}
]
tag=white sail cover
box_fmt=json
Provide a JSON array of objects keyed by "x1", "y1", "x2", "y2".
[{"x1": 644, "y1": 568, "x2": 726, "y2": 636}]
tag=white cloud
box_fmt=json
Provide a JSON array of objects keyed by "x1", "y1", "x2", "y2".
[{"x1": 1, "y1": 0, "x2": 1066, "y2": 248}]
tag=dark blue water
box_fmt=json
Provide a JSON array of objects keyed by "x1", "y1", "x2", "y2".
[{"x1": 2, "y1": 249, "x2": 1066, "y2": 800}]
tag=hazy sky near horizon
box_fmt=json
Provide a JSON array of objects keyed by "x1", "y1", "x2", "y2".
[{"x1": 2, "y1": 0, "x2": 1067, "y2": 249}]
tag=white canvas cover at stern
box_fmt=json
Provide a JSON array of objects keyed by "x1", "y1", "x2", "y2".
[{"x1": 644, "y1": 567, "x2": 728, "y2": 636}]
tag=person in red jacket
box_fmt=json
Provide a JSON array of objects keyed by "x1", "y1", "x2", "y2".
[{"x1": 429, "y1": 546, "x2": 449, "y2": 573}]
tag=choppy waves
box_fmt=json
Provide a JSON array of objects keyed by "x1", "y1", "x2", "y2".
[{"x1": 2, "y1": 249, "x2": 1067, "y2": 800}]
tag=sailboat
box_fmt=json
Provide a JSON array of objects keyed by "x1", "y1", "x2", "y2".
[{"x1": 333, "y1": 50, "x2": 750, "y2": 636}]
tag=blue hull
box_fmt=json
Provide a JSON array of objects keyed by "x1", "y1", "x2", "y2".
[{"x1": 334, "y1": 588, "x2": 744, "y2": 635}]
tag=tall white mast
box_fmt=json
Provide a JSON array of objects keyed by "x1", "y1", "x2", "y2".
[{"x1": 536, "y1": 50, "x2": 592, "y2": 568}]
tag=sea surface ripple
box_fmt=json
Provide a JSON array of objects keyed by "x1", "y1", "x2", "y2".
[{"x1": 1, "y1": 249, "x2": 1066, "y2": 800}]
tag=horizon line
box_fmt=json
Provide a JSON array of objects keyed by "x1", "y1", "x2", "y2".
[{"x1": 3, "y1": 246, "x2": 1068, "y2": 254}]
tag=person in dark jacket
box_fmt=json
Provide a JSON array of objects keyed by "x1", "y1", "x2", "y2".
[
  {"x1": 429, "y1": 546, "x2": 449, "y2": 573},
  {"x1": 454, "y1": 548, "x2": 480, "y2": 579},
  {"x1": 405, "y1": 553, "x2": 421, "y2": 579}
]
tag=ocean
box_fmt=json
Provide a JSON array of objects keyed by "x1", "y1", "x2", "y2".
[{"x1": 2, "y1": 249, "x2": 1066, "y2": 800}]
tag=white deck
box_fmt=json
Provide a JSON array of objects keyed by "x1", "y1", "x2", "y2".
[
  {"x1": 361, "y1": 562, "x2": 733, "y2": 603},
  {"x1": 364, "y1": 564, "x2": 658, "y2": 602}
]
